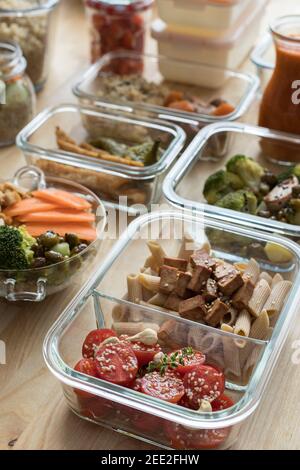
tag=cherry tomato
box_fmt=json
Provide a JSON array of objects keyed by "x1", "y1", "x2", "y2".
[
  {"x1": 82, "y1": 329, "x2": 117, "y2": 359},
  {"x1": 120, "y1": 334, "x2": 162, "y2": 367},
  {"x1": 131, "y1": 410, "x2": 163, "y2": 434},
  {"x1": 74, "y1": 358, "x2": 98, "y2": 398},
  {"x1": 168, "y1": 349, "x2": 206, "y2": 376},
  {"x1": 184, "y1": 365, "x2": 225, "y2": 408},
  {"x1": 141, "y1": 371, "x2": 184, "y2": 404},
  {"x1": 164, "y1": 421, "x2": 230, "y2": 450},
  {"x1": 95, "y1": 341, "x2": 138, "y2": 386},
  {"x1": 212, "y1": 394, "x2": 234, "y2": 412},
  {"x1": 130, "y1": 377, "x2": 143, "y2": 392},
  {"x1": 77, "y1": 395, "x2": 112, "y2": 420}
]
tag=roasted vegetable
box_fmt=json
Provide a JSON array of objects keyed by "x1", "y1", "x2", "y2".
[
  {"x1": 89, "y1": 137, "x2": 128, "y2": 157},
  {"x1": 0, "y1": 225, "x2": 36, "y2": 270},
  {"x1": 277, "y1": 164, "x2": 300, "y2": 184},
  {"x1": 203, "y1": 170, "x2": 244, "y2": 204},
  {"x1": 226, "y1": 155, "x2": 264, "y2": 192},
  {"x1": 216, "y1": 190, "x2": 257, "y2": 214}
]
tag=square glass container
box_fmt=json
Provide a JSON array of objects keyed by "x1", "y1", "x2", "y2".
[
  {"x1": 16, "y1": 103, "x2": 186, "y2": 215},
  {"x1": 44, "y1": 211, "x2": 300, "y2": 450},
  {"x1": 72, "y1": 51, "x2": 259, "y2": 132},
  {"x1": 163, "y1": 122, "x2": 300, "y2": 243}
]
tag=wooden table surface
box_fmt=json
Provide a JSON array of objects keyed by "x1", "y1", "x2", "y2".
[{"x1": 1, "y1": 0, "x2": 300, "y2": 451}]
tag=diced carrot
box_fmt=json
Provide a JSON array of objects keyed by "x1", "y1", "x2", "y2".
[
  {"x1": 24, "y1": 223, "x2": 97, "y2": 241},
  {"x1": 212, "y1": 102, "x2": 235, "y2": 116},
  {"x1": 32, "y1": 189, "x2": 92, "y2": 210},
  {"x1": 164, "y1": 91, "x2": 184, "y2": 106},
  {"x1": 167, "y1": 100, "x2": 196, "y2": 113},
  {"x1": 4, "y1": 198, "x2": 59, "y2": 217},
  {"x1": 18, "y1": 209, "x2": 95, "y2": 224}
]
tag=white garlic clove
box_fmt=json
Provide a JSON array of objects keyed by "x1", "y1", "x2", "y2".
[{"x1": 127, "y1": 328, "x2": 158, "y2": 346}]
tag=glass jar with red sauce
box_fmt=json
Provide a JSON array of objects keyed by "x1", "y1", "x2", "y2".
[
  {"x1": 85, "y1": 0, "x2": 153, "y2": 64},
  {"x1": 259, "y1": 16, "x2": 300, "y2": 163}
]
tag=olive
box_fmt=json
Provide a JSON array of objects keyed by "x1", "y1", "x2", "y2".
[
  {"x1": 52, "y1": 242, "x2": 71, "y2": 258},
  {"x1": 71, "y1": 243, "x2": 88, "y2": 255},
  {"x1": 210, "y1": 98, "x2": 224, "y2": 107},
  {"x1": 261, "y1": 171, "x2": 278, "y2": 188},
  {"x1": 45, "y1": 251, "x2": 65, "y2": 264},
  {"x1": 65, "y1": 233, "x2": 80, "y2": 249},
  {"x1": 292, "y1": 185, "x2": 300, "y2": 197},
  {"x1": 39, "y1": 231, "x2": 60, "y2": 248},
  {"x1": 31, "y1": 257, "x2": 47, "y2": 268},
  {"x1": 32, "y1": 244, "x2": 45, "y2": 257},
  {"x1": 259, "y1": 182, "x2": 270, "y2": 196}
]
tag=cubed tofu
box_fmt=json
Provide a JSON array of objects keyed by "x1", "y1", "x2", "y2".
[
  {"x1": 217, "y1": 272, "x2": 243, "y2": 297},
  {"x1": 163, "y1": 257, "x2": 188, "y2": 272},
  {"x1": 179, "y1": 295, "x2": 206, "y2": 322},
  {"x1": 205, "y1": 299, "x2": 229, "y2": 327},
  {"x1": 164, "y1": 292, "x2": 181, "y2": 311},
  {"x1": 203, "y1": 278, "x2": 218, "y2": 302},
  {"x1": 214, "y1": 261, "x2": 238, "y2": 281},
  {"x1": 188, "y1": 265, "x2": 212, "y2": 292},
  {"x1": 190, "y1": 250, "x2": 216, "y2": 269},
  {"x1": 175, "y1": 271, "x2": 192, "y2": 298},
  {"x1": 232, "y1": 278, "x2": 255, "y2": 310},
  {"x1": 159, "y1": 265, "x2": 178, "y2": 294}
]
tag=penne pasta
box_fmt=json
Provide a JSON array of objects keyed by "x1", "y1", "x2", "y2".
[
  {"x1": 140, "y1": 300, "x2": 179, "y2": 316},
  {"x1": 221, "y1": 324, "x2": 234, "y2": 333},
  {"x1": 259, "y1": 271, "x2": 273, "y2": 286},
  {"x1": 248, "y1": 279, "x2": 271, "y2": 317},
  {"x1": 144, "y1": 255, "x2": 159, "y2": 273},
  {"x1": 138, "y1": 273, "x2": 161, "y2": 293},
  {"x1": 244, "y1": 258, "x2": 260, "y2": 284},
  {"x1": 222, "y1": 337, "x2": 241, "y2": 379},
  {"x1": 234, "y1": 262, "x2": 248, "y2": 273},
  {"x1": 243, "y1": 347, "x2": 262, "y2": 382},
  {"x1": 147, "y1": 241, "x2": 167, "y2": 268},
  {"x1": 262, "y1": 280, "x2": 292, "y2": 317},
  {"x1": 147, "y1": 292, "x2": 168, "y2": 307},
  {"x1": 127, "y1": 274, "x2": 143, "y2": 304},
  {"x1": 271, "y1": 273, "x2": 284, "y2": 289},
  {"x1": 221, "y1": 307, "x2": 237, "y2": 326},
  {"x1": 234, "y1": 309, "x2": 251, "y2": 348},
  {"x1": 249, "y1": 310, "x2": 270, "y2": 340},
  {"x1": 112, "y1": 294, "x2": 129, "y2": 322}
]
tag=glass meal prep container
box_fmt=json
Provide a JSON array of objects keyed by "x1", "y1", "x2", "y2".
[
  {"x1": 72, "y1": 51, "x2": 259, "y2": 135},
  {"x1": 84, "y1": 0, "x2": 154, "y2": 63},
  {"x1": 163, "y1": 121, "x2": 300, "y2": 244},
  {"x1": 251, "y1": 33, "x2": 274, "y2": 91},
  {"x1": 43, "y1": 211, "x2": 300, "y2": 450},
  {"x1": 0, "y1": 0, "x2": 60, "y2": 91},
  {"x1": 16, "y1": 103, "x2": 186, "y2": 215},
  {"x1": 0, "y1": 166, "x2": 106, "y2": 302}
]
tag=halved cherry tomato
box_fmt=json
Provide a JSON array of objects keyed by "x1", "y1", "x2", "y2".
[
  {"x1": 120, "y1": 334, "x2": 162, "y2": 367},
  {"x1": 95, "y1": 341, "x2": 138, "y2": 386},
  {"x1": 168, "y1": 349, "x2": 206, "y2": 376},
  {"x1": 212, "y1": 394, "x2": 234, "y2": 412},
  {"x1": 184, "y1": 365, "x2": 225, "y2": 408},
  {"x1": 141, "y1": 371, "x2": 184, "y2": 404},
  {"x1": 130, "y1": 377, "x2": 143, "y2": 393},
  {"x1": 164, "y1": 421, "x2": 230, "y2": 450},
  {"x1": 74, "y1": 358, "x2": 98, "y2": 398},
  {"x1": 131, "y1": 410, "x2": 163, "y2": 434},
  {"x1": 82, "y1": 329, "x2": 117, "y2": 359},
  {"x1": 77, "y1": 395, "x2": 112, "y2": 420}
]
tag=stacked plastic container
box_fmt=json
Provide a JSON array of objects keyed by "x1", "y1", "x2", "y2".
[{"x1": 152, "y1": 0, "x2": 268, "y2": 71}]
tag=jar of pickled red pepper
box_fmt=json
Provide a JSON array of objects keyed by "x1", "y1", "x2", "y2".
[{"x1": 85, "y1": 0, "x2": 153, "y2": 63}]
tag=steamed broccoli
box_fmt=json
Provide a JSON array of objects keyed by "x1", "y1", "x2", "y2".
[
  {"x1": 0, "y1": 225, "x2": 36, "y2": 270},
  {"x1": 277, "y1": 164, "x2": 300, "y2": 184},
  {"x1": 216, "y1": 190, "x2": 257, "y2": 214},
  {"x1": 226, "y1": 155, "x2": 264, "y2": 192},
  {"x1": 203, "y1": 169, "x2": 244, "y2": 204}
]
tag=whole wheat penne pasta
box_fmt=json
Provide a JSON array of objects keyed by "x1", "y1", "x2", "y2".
[
  {"x1": 244, "y1": 258, "x2": 260, "y2": 284},
  {"x1": 271, "y1": 273, "x2": 284, "y2": 289},
  {"x1": 138, "y1": 273, "x2": 161, "y2": 293},
  {"x1": 248, "y1": 279, "x2": 271, "y2": 317},
  {"x1": 221, "y1": 324, "x2": 234, "y2": 333},
  {"x1": 222, "y1": 307, "x2": 237, "y2": 326},
  {"x1": 144, "y1": 255, "x2": 159, "y2": 273},
  {"x1": 243, "y1": 347, "x2": 261, "y2": 382},
  {"x1": 222, "y1": 337, "x2": 241, "y2": 379},
  {"x1": 127, "y1": 274, "x2": 143, "y2": 304},
  {"x1": 112, "y1": 322, "x2": 159, "y2": 336},
  {"x1": 259, "y1": 271, "x2": 273, "y2": 286},
  {"x1": 147, "y1": 292, "x2": 168, "y2": 307},
  {"x1": 112, "y1": 294, "x2": 129, "y2": 322},
  {"x1": 234, "y1": 309, "x2": 251, "y2": 348},
  {"x1": 234, "y1": 262, "x2": 248, "y2": 273},
  {"x1": 249, "y1": 310, "x2": 270, "y2": 340},
  {"x1": 140, "y1": 300, "x2": 179, "y2": 316},
  {"x1": 147, "y1": 241, "x2": 167, "y2": 268},
  {"x1": 262, "y1": 280, "x2": 292, "y2": 317}
]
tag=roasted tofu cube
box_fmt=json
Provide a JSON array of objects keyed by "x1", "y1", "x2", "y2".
[
  {"x1": 217, "y1": 272, "x2": 243, "y2": 296},
  {"x1": 205, "y1": 299, "x2": 229, "y2": 327},
  {"x1": 188, "y1": 265, "x2": 212, "y2": 292},
  {"x1": 213, "y1": 261, "x2": 238, "y2": 280},
  {"x1": 190, "y1": 250, "x2": 216, "y2": 269},
  {"x1": 232, "y1": 278, "x2": 255, "y2": 310},
  {"x1": 203, "y1": 278, "x2": 218, "y2": 302},
  {"x1": 163, "y1": 257, "x2": 188, "y2": 272},
  {"x1": 164, "y1": 292, "x2": 181, "y2": 311},
  {"x1": 159, "y1": 265, "x2": 178, "y2": 294},
  {"x1": 175, "y1": 271, "x2": 192, "y2": 298},
  {"x1": 179, "y1": 295, "x2": 207, "y2": 322}
]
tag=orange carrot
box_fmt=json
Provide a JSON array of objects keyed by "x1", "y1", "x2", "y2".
[
  {"x1": 18, "y1": 209, "x2": 95, "y2": 224},
  {"x1": 4, "y1": 198, "x2": 59, "y2": 217},
  {"x1": 24, "y1": 223, "x2": 97, "y2": 241},
  {"x1": 212, "y1": 102, "x2": 235, "y2": 116},
  {"x1": 32, "y1": 189, "x2": 92, "y2": 210}
]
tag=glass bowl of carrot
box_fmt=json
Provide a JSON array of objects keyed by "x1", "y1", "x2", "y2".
[{"x1": 0, "y1": 166, "x2": 106, "y2": 302}]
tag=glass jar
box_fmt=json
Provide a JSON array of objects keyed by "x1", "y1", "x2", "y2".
[
  {"x1": 259, "y1": 16, "x2": 300, "y2": 162},
  {"x1": 0, "y1": 40, "x2": 35, "y2": 147},
  {"x1": 85, "y1": 0, "x2": 153, "y2": 65},
  {"x1": 0, "y1": 0, "x2": 60, "y2": 91}
]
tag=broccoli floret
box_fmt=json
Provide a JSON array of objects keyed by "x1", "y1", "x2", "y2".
[
  {"x1": 216, "y1": 190, "x2": 257, "y2": 214},
  {"x1": 226, "y1": 155, "x2": 264, "y2": 192},
  {"x1": 278, "y1": 164, "x2": 300, "y2": 184},
  {"x1": 0, "y1": 225, "x2": 36, "y2": 270},
  {"x1": 203, "y1": 169, "x2": 244, "y2": 204}
]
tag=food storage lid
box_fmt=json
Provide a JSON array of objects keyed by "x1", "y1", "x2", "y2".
[
  {"x1": 85, "y1": 0, "x2": 153, "y2": 12},
  {"x1": 251, "y1": 33, "x2": 275, "y2": 71},
  {"x1": 0, "y1": 41, "x2": 27, "y2": 81},
  {"x1": 0, "y1": 0, "x2": 59, "y2": 13},
  {"x1": 152, "y1": 0, "x2": 268, "y2": 47}
]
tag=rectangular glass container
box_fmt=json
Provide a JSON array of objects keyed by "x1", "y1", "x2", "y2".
[
  {"x1": 251, "y1": 33, "x2": 274, "y2": 91},
  {"x1": 43, "y1": 211, "x2": 300, "y2": 450}
]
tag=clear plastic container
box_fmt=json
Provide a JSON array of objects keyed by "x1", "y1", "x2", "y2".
[
  {"x1": 0, "y1": 166, "x2": 106, "y2": 302},
  {"x1": 16, "y1": 103, "x2": 186, "y2": 214},
  {"x1": 43, "y1": 211, "x2": 300, "y2": 450},
  {"x1": 163, "y1": 121, "x2": 300, "y2": 243},
  {"x1": 85, "y1": 0, "x2": 153, "y2": 63},
  {"x1": 152, "y1": 0, "x2": 268, "y2": 72},
  {"x1": 251, "y1": 33, "x2": 274, "y2": 90},
  {"x1": 156, "y1": 0, "x2": 252, "y2": 34},
  {"x1": 0, "y1": 40, "x2": 35, "y2": 147},
  {"x1": 72, "y1": 51, "x2": 259, "y2": 131},
  {"x1": 0, "y1": 0, "x2": 60, "y2": 91}
]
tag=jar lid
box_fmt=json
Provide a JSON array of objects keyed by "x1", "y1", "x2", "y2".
[
  {"x1": 85, "y1": 0, "x2": 153, "y2": 13},
  {"x1": 0, "y1": 41, "x2": 27, "y2": 81}
]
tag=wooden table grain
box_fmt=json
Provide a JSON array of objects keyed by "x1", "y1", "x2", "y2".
[{"x1": 0, "y1": 0, "x2": 300, "y2": 451}]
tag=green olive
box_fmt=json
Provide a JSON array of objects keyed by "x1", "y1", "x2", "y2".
[
  {"x1": 45, "y1": 251, "x2": 65, "y2": 264},
  {"x1": 52, "y1": 242, "x2": 71, "y2": 258},
  {"x1": 71, "y1": 243, "x2": 88, "y2": 255},
  {"x1": 65, "y1": 233, "x2": 80, "y2": 249},
  {"x1": 38, "y1": 231, "x2": 60, "y2": 248}
]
